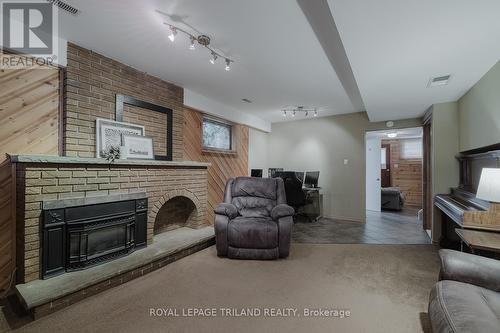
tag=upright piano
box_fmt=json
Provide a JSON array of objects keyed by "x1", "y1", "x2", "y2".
[{"x1": 434, "y1": 144, "x2": 500, "y2": 248}]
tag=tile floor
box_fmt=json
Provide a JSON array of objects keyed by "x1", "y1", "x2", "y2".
[{"x1": 292, "y1": 207, "x2": 430, "y2": 244}]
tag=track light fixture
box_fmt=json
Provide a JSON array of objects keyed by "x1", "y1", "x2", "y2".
[
  {"x1": 163, "y1": 22, "x2": 234, "y2": 71},
  {"x1": 281, "y1": 106, "x2": 318, "y2": 118}
]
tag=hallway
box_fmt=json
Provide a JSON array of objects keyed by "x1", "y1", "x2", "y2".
[{"x1": 292, "y1": 208, "x2": 430, "y2": 244}]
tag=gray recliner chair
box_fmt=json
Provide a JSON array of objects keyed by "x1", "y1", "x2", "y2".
[
  {"x1": 428, "y1": 249, "x2": 500, "y2": 333},
  {"x1": 214, "y1": 177, "x2": 294, "y2": 260}
]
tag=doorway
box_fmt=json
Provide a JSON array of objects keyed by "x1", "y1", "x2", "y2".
[
  {"x1": 364, "y1": 127, "x2": 430, "y2": 243},
  {"x1": 381, "y1": 143, "x2": 391, "y2": 187}
]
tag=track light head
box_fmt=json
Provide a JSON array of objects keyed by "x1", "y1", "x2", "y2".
[
  {"x1": 168, "y1": 26, "x2": 177, "y2": 42},
  {"x1": 283, "y1": 111, "x2": 287, "y2": 117},
  {"x1": 210, "y1": 52, "x2": 218, "y2": 64},
  {"x1": 314, "y1": 110, "x2": 318, "y2": 117},
  {"x1": 225, "y1": 58, "x2": 231, "y2": 71},
  {"x1": 292, "y1": 111, "x2": 296, "y2": 117},
  {"x1": 189, "y1": 36, "x2": 196, "y2": 50}
]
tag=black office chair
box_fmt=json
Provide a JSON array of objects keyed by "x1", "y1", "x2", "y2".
[{"x1": 283, "y1": 176, "x2": 313, "y2": 223}]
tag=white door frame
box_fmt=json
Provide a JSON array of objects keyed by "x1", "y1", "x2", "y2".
[{"x1": 365, "y1": 135, "x2": 382, "y2": 212}]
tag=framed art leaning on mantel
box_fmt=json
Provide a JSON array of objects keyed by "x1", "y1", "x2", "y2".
[
  {"x1": 95, "y1": 118, "x2": 145, "y2": 159},
  {"x1": 115, "y1": 94, "x2": 173, "y2": 161},
  {"x1": 121, "y1": 134, "x2": 154, "y2": 160}
]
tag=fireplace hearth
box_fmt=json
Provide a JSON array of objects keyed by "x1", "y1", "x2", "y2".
[{"x1": 42, "y1": 194, "x2": 148, "y2": 279}]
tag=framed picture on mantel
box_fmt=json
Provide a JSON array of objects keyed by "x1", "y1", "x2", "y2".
[
  {"x1": 96, "y1": 118, "x2": 145, "y2": 158},
  {"x1": 121, "y1": 134, "x2": 155, "y2": 160}
]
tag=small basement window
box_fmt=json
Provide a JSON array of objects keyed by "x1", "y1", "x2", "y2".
[
  {"x1": 202, "y1": 117, "x2": 233, "y2": 152},
  {"x1": 400, "y1": 138, "x2": 423, "y2": 159}
]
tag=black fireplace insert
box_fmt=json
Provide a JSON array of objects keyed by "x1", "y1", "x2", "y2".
[{"x1": 42, "y1": 196, "x2": 148, "y2": 279}]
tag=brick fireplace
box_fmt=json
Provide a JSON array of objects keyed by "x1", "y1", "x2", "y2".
[
  {"x1": 12, "y1": 155, "x2": 209, "y2": 284},
  {"x1": 5, "y1": 43, "x2": 233, "y2": 317}
]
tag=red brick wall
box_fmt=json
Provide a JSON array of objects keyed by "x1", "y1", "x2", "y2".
[
  {"x1": 64, "y1": 43, "x2": 184, "y2": 159},
  {"x1": 154, "y1": 196, "x2": 197, "y2": 234},
  {"x1": 122, "y1": 104, "x2": 169, "y2": 157},
  {"x1": 382, "y1": 139, "x2": 423, "y2": 207}
]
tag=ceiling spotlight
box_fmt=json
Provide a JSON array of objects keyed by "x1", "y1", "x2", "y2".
[
  {"x1": 225, "y1": 58, "x2": 231, "y2": 71},
  {"x1": 387, "y1": 132, "x2": 398, "y2": 138},
  {"x1": 282, "y1": 111, "x2": 287, "y2": 117},
  {"x1": 168, "y1": 26, "x2": 177, "y2": 42},
  {"x1": 189, "y1": 36, "x2": 196, "y2": 50},
  {"x1": 210, "y1": 52, "x2": 218, "y2": 64},
  {"x1": 314, "y1": 110, "x2": 318, "y2": 117},
  {"x1": 292, "y1": 111, "x2": 296, "y2": 117}
]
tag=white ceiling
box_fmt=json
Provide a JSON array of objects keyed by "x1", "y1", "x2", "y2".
[
  {"x1": 59, "y1": 0, "x2": 356, "y2": 124},
  {"x1": 329, "y1": 0, "x2": 500, "y2": 121},
  {"x1": 59, "y1": 0, "x2": 500, "y2": 124}
]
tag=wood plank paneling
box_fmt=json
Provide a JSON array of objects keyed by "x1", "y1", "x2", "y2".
[
  {"x1": 0, "y1": 160, "x2": 15, "y2": 294},
  {"x1": 0, "y1": 66, "x2": 60, "y2": 294},
  {"x1": 0, "y1": 68, "x2": 60, "y2": 157},
  {"x1": 183, "y1": 107, "x2": 248, "y2": 224},
  {"x1": 383, "y1": 139, "x2": 423, "y2": 207}
]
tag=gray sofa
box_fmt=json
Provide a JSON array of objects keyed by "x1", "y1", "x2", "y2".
[
  {"x1": 214, "y1": 177, "x2": 294, "y2": 260},
  {"x1": 428, "y1": 249, "x2": 500, "y2": 333},
  {"x1": 381, "y1": 187, "x2": 405, "y2": 210}
]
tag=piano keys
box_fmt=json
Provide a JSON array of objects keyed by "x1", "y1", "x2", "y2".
[{"x1": 434, "y1": 144, "x2": 500, "y2": 248}]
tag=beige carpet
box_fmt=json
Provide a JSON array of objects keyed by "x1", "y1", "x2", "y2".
[{"x1": 2, "y1": 244, "x2": 439, "y2": 333}]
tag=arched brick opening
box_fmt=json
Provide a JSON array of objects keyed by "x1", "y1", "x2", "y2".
[{"x1": 149, "y1": 190, "x2": 205, "y2": 237}]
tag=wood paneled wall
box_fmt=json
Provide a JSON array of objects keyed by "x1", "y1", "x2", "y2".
[
  {"x1": 0, "y1": 161, "x2": 15, "y2": 294},
  {"x1": 383, "y1": 139, "x2": 423, "y2": 207},
  {"x1": 0, "y1": 68, "x2": 60, "y2": 157},
  {"x1": 183, "y1": 107, "x2": 249, "y2": 223},
  {"x1": 0, "y1": 66, "x2": 60, "y2": 294}
]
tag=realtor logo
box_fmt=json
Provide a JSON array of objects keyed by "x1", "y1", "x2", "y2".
[{"x1": 1, "y1": 1, "x2": 54, "y2": 54}]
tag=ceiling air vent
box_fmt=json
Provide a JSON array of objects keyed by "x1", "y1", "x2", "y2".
[
  {"x1": 428, "y1": 75, "x2": 451, "y2": 88},
  {"x1": 46, "y1": 0, "x2": 79, "y2": 15}
]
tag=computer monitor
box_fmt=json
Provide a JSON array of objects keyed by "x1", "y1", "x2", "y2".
[
  {"x1": 304, "y1": 171, "x2": 320, "y2": 188},
  {"x1": 268, "y1": 168, "x2": 283, "y2": 178},
  {"x1": 251, "y1": 169, "x2": 263, "y2": 177}
]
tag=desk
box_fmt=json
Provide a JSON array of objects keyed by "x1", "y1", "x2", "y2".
[
  {"x1": 302, "y1": 187, "x2": 323, "y2": 221},
  {"x1": 455, "y1": 228, "x2": 500, "y2": 254}
]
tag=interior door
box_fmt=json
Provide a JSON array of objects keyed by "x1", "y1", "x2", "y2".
[
  {"x1": 422, "y1": 123, "x2": 432, "y2": 230},
  {"x1": 366, "y1": 137, "x2": 382, "y2": 211},
  {"x1": 381, "y1": 144, "x2": 391, "y2": 187}
]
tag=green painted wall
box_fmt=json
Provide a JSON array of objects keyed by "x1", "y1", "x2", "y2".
[
  {"x1": 458, "y1": 60, "x2": 500, "y2": 151},
  {"x1": 430, "y1": 102, "x2": 460, "y2": 242},
  {"x1": 267, "y1": 112, "x2": 421, "y2": 222}
]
